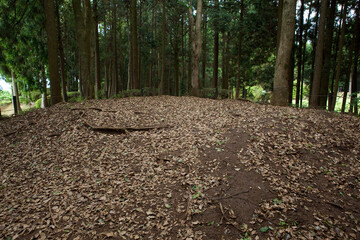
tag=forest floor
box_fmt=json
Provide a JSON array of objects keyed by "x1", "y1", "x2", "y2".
[{"x1": 1, "y1": 96, "x2": 360, "y2": 240}]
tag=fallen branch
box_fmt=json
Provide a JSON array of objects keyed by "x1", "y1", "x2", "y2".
[
  {"x1": 210, "y1": 188, "x2": 252, "y2": 201},
  {"x1": 70, "y1": 107, "x2": 117, "y2": 113},
  {"x1": 219, "y1": 203, "x2": 243, "y2": 233},
  {"x1": 2, "y1": 131, "x2": 16, "y2": 137},
  {"x1": 84, "y1": 122, "x2": 170, "y2": 134}
]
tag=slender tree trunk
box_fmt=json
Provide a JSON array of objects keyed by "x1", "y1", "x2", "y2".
[
  {"x1": 72, "y1": 0, "x2": 94, "y2": 99},
  {"x1": 236, "y1": 0, "x2": 245, "y2": 99},
  {"x1": 330, "y1": 2, "x2": 347, "y2": 112},
  {"x1": 44, "y1": 0, "x2": 62, "y2": 105},
  {"x1": 159, "y1": 0, "x2": 166, "y2": 94},
  {"x1": 350, "y1": 2, "x2": 360, "y2": 114},
  {"x1": 130, "y1": 0, "x2": 139, "y2": 89},
  {"x1": 189, "y1": 0, "x2": 202, "y2": 97},
  {"x1": 295, "y1": 0, "x2": 304, "y2": 107},
  {"x1": 201, "y1": 9, "x2": 207, "y2": 89},
  {"x1": 112, "y1": 3, "x2": 119, "y2": 95},
  {"x1": 271, "y1": 0, "x2": 296, "y2": 106},
  {"x1": 55, "y1": 0, "x2": 68, "y2": 102},
  {"x1": 181, "y1": 14, "x2": 185, "y2": 96},
  {"x1": 341, "y1": 45, "x2": 354, "y2": 113},
  {"x1": 212, "y1": 0, "x2": 219, "y2": 98},
  {"x1": 309, "y1": 0, "x2": 320, "y2": 103},
  {"x1": 188, "y1": 14, "x2": 192, "y2": 95},
  {"x1": 94, "y1": 0, "x2": 101, "y2": 98},
  {"x1": 300, "y1": 3, "x2": 312, "y2": 108},
  {"x1": 11, "y1": 71, "x2": 21, "y2": 114},
  {"x1": 310, "y1": 0, "x2": 329, "y2": 108},
  {"x1": 41, "y1": 66, "x2": 48, "y2": 108},
  {"x1": 319, "y1": 0, "x2": 336, "y2": 108}
]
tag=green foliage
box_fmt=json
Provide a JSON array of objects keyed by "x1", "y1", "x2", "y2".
[
  {"x1": 200, "y1": 88, "x2": 217, "y2": 99},
  {"x1": 67, "y1": 91, "x2": 83, "y2": 103}
]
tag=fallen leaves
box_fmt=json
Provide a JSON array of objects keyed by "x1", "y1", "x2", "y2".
[{"x1": 0, "y1": 96, "x2": 359, "y2": 239}]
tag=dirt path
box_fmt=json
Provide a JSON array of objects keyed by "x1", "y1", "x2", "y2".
[
  {"x1": 0, "y1": 96, "x2": 359, "y2": 239},
  {"x1": 0, "y1": 103, "x2": 33, "y2": 116}
]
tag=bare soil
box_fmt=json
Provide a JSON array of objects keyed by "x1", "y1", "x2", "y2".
[{"x1": 0, "y1": 96, "x2": 359, "y2": 239}]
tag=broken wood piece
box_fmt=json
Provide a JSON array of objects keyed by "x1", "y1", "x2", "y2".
[
  {"x1": 70, "y1": 107, "x2": 117, "y2": 112},
  {"x1": 2, "y1": 131, "x2": 16, "y2": 137},
  {"x1": 84, "y1": 122, "x2": 170, "y2": 134},
  {"x1": 219, "y1": 203, "x2": 243, "y2": 233}
]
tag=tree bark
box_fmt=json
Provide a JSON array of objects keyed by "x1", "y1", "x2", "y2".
[
  {"x1": 350, "y1": 1, "x2": 360, "y2": 115},
  {"x1": 189, "y1": 0, "x2": 202, "y2": 97},
  {"x1": 94, "y1": 0, "x2": 101, "y2": 98},
  {"x1": 55, "y1": 0, "x2": 68, "y2": 102},
  {"x1": 330, "y1": 2, "x2": 347, "y2": 112},
  {"x1": 11, "y1": 71, "x2": 21, "y2": 114},
  {"x1": 271, "y1": 0, "x2": 296, "y2": 106},
  {"x1": 309, "y1": 0, "x2": 328, "y2": 108},
  {"x1": 235, "y1": 0, "x2": 245, "y2": 99},
  {"x1": 44, "y1": 0, "x2": 62, "y2": 105},
  {"x1": 318, "y1": 0, "x2": 336, "y2": 108},
  {"x1": 72, "y1": 0, "x2": 94, "y2": 99},
  {"x1": 276, "y1": 0, "x2": 284, "y2": 56},
  {"x1": 201, "y1": 8, "x2": 207, "y2": 89},
  {"x1": 130, "y1": 0, "x2": 139, "y2": 89},
  {"x1": 159, "y1": 0, "x2": 166, "y2": 94},
  {"x1": 112, "y1": 3, "x2": 119, "y2": 96},
  {"x1": 212, "y1": 0, "x2": 219, "y2": 98},
  {"x1": 295, "y1": 0, "x2": 304, "y2": 107}
]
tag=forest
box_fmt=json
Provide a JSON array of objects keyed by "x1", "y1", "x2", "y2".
[
  {"x1": 0, "y1": 0, "x2": 359, "y2": 114},
  {"x1": 1, "y1": 0, "x2": 360, "y2": 239}
]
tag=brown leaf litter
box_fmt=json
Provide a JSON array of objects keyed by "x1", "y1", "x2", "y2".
[{"x1": 1, "y1": 96, "x2": 359, "y2": 239}]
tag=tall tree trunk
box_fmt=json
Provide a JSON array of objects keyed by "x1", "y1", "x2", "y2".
[
  {"x1": 350, "y1": 1, "x2": 360, "y2": 114},
  {"x1": 309, "y1": 0, "x2": 328, "y2": 108},
  {"x1": 112, "y1": 3, "x2": 118, "y2": 96},
  {"x1": 174, "y1": 43, "x2": 180, "y2": 96},
  {"x1": 181, "y1": 14, "x2": 185, "y2": 96},
  {"x1": 94, "y1": 0, "x2": 101, "y2": 98},
  {"x1": 72, "y1": 0, "x2": 94, "y2": 99},
  {"x1": 55, "y1": 0, "x2": 68, "y2": 102},
  {"x1": 300, "y1": 3, "x2": 313, "y2": 108},
  {"x1": 295, "y1": 0, "x2": 304, "y2": 107},
  {"x1": 159, "y1": 0, "x2": 166, "y2": 94},
  {"x1": 189, "y1": 0, "x2": 202, "y2": 97},
  {"x1": 201, "y1": 8, "x2": 207, "y2": 89},
  {"x1": 271, "y1": 0, "x2": 296, "y2": 106},
  {"x1": 130, "y1": 0, "x2": 139, "y2": 89},
  {"x1": 188, "y1": 14, "x2": 192, "y2": 95},
  {"x1": 341, "y1": 44, "x2": 354, "y2": 113},
  {"x1": 330, "y1": 2, "x2": 347, "y2": 112},
  {"x1": 309, "y1": 0, "x2": 320, "y2": 103},
  {"x1": 236, "y1": 0, "x2": 245, "y2": 99},
  {"x1": 319, "y1": 0, "x2": 336, "y2": 108},
  {"x1": 212, "y1": 0, "x2": 219, "y2": 98},
  {"x1": 44, "y1": 0, "x2": 62, "y2": 105}
]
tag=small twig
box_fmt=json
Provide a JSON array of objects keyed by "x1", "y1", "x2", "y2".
[
  {"x1": 48, "y1": 198, "x2": 57, "y2": 228},
  {"x1": 2, "y1": 131, "x2": 16, "y2": 137},
  {"x1": 219, "y1": 203, "x2": 243, "y2": 233},
  {"x1": 48, "y1": 133, "x2": 61, "y2": 137},
  {"x1": 210, "y1": 188, "x2": 252, "y2": 201}
]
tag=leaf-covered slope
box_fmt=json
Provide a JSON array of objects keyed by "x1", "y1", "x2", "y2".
[{"x1": 1, "y1": 96, "x2": 359, "y2": 239}]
